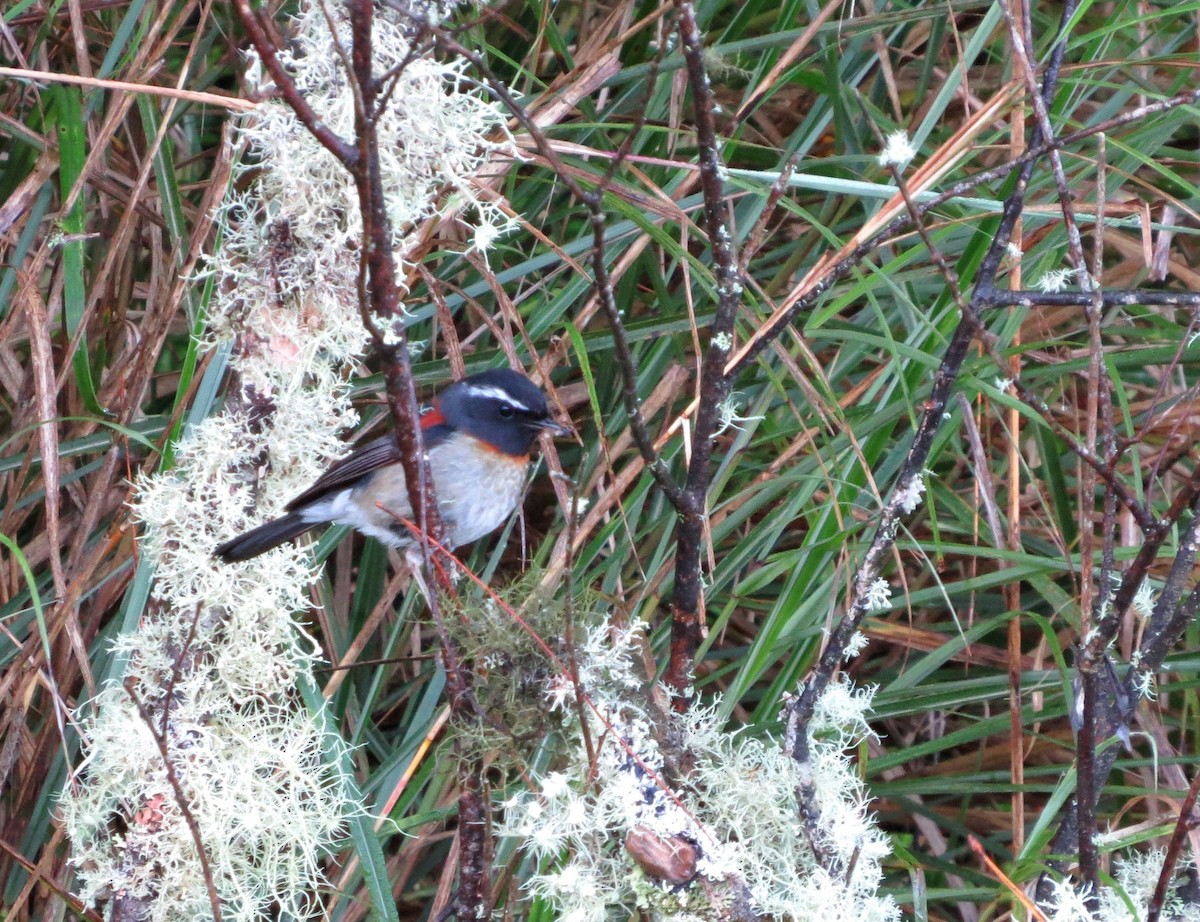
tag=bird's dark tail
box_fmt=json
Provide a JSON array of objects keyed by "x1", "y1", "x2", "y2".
[{"x1": 214, "y1": 512, "x2": 313, "y2": 562}]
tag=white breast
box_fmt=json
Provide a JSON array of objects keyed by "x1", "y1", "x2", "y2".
[
  {"x1": 429, "y1": 432, "x2": 530, "y2": 547},
  {"x1": 301, "y1": 432, "x2": 530, "y2": 550}
]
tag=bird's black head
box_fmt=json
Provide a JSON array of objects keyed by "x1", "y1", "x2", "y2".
[{"x1": 438, "y1": 369, "x2": 567, "y2": 456}]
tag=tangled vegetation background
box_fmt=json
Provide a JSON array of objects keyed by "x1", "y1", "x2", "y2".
[{"x1": 3, "y1": 0, "x2": 1200, "y2": 920}]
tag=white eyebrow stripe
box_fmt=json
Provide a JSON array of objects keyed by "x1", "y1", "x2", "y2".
[{"x1": 462, "y1": 384, "x2": 533, "y2": 411}]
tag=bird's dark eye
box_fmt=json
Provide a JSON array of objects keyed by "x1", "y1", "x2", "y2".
[{"x1": 498, "y1": 403, "x2": 515, "y2": 418}]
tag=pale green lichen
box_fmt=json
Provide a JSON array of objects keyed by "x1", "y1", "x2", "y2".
[
  {"x1": 498, "y1": 618, "x2": 900, "y2": 922},
  {"x1": 1044, "y1": 852, "x2": 1200, "y2": 922},
  {"x1": 61, "y1": 0, "x2": 515, "y2": 918}
]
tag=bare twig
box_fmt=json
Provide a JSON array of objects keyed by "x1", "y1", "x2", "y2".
[
  {"x1": 1131, "y1": 494, "x2": 1200, "y2": 676},
  {"x1": 664, "y1": 0, "x2": 744, "y2": 701},
  {"x1": 1072, "y1": 133, "x2": 1114, "y2": 900},
  {"x1": 784, "y1": 701, "x2": 839, "y2": 873},
  {"x1": 1146, "y1": 769, "x2": 1200, "y2": 922},
  {"x1": 982, "y1": 289, "x2": 1200, "y2": 309},
  {"x1": 1038, "y1": 478, "x2": 1200, "y2": 902},
  {"x1": 343, "y1": 2, "x2": 487, "y2": 913},
  {"x1": 788, "y1": 0, "x2": 1079, "y2": 736}
]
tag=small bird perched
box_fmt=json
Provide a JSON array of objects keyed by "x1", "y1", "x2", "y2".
[{"x1": 215, "y1": 369, "x2": 568, "y2": 562}]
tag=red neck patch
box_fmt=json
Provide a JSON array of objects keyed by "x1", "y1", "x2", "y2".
[{"x1": 420, "y1": 406, "x2": 447, "y2": 429}]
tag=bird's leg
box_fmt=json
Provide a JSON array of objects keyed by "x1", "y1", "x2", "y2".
[{"x1": 404, "y1": 545, "x2": 435, "y2": 605}]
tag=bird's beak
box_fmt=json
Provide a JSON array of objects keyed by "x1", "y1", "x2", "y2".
[{"x1": 536, "y1": 418, "x2": 572, "y2": 438}]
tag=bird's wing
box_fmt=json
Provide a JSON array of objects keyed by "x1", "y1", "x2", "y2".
[
  {"x1": 284, "y1": 436, "x2": 400, "y2": 511},
  {"x1": 283, "y1": 427, "x2": 453, "y2": 512}
]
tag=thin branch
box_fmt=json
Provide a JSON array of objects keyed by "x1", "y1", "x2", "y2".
[
  {"x1": 1087, "y1": 463, "x2": 1200, "y2": 662},
  {"x1": 981, "y1": 288, "x2": 1200, "y2": 309},
  {"x1": 1008, "y1": 3, "x2": 1117, "y2": 892},
  {"x1": 874, "y1": 109, "x2": 1160, "y2": 554},
  {"x1": 342, "y1": 2, "x2": 488, "y2": 916},
  {"x1": 784, "y1": 702, "x2": 839, "y2": 873},
  {"x1": 665, "y1": 0, "x2": 745, "y2": 700},
  {"x1": 584, "y1": 208, "x2": 687, "y2": 509},
  {"x1": 1038, "y1": 478, "x2": 1200, "y2": 901},
  {"x1": 1132, "y1": 492, "x2": 1200, "y2": 675},
  {"x1": 787, "y1": 0, "x2": 1080, "y2": 732},
  {"x1": 1074, "y1": 133, "x2": 1114, "y2": 900},
  {"x1": 343, "y1": 0, "x2": 444, "y2": 566},
  {"x1": 1146, "y1": 768, "x2": 1200, "y2": 922},
  {"x1": 1073, "y1": 664, "x2": 1100, "y2": 902}
]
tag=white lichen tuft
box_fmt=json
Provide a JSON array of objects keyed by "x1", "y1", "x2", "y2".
[
  {"x1": 843, "y1": 630, "x2": 870, "y2": 660},
  {"x1": 1131, "y1": 580, "x2": 1157, "y2": 620},
  {"x1": 60, "y1": 376, "x2": 357, "y2": 922},
  {"x1": 715, "y1": 392, "x2": 764, "y2": 434},
  {"x1": 1038, "y1": 267, "x2": 1075, "y2": 293},
  {"x1": 1044, "y1": 853, "x2": 1200, "y2": 922},
  {"x1": 877, "y1": 130, "x2": 916, "y2": 169},
  {"x1": 862, "y1": 577, "x2": 893, "y2": 612},
  {"x1": 499, "y1": 620, "x2": 899, "y2": 922},
  {"x1": 893, "y1": 473, "x2": 926, "y2": 514},
  {"x1": 61, "y1": 1, "x2": 515, "y2": 920},
  {"x1": 203, "y1": 0, "x2": 515, "y2": 365},
  {"x1": 1132, "y1": 668, "x2": 1157, "y2": 701}
]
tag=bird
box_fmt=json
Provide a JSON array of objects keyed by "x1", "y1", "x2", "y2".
[{"x1": 214, "y1": 369, "x2": 568, "y2": 563}]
